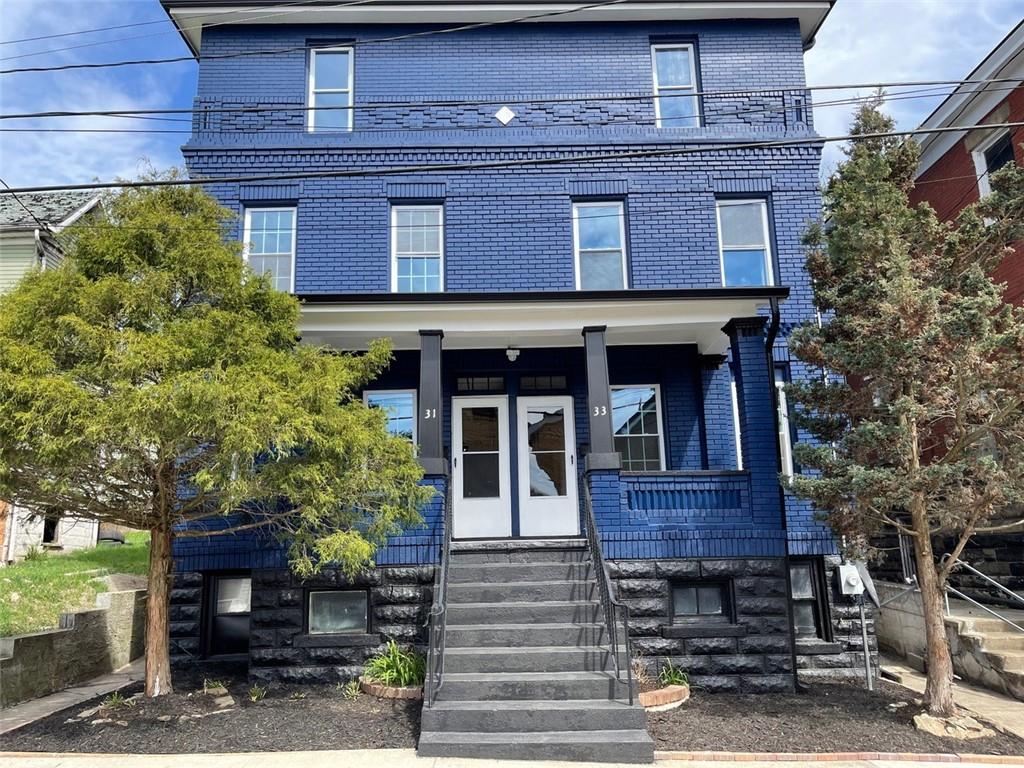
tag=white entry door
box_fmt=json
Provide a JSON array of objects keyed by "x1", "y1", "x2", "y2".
[
  {"x1": 517, "y1": 396, "x2": 579, "y2": 537},
  {"x1": 452, "y1": 396, "x2": 512, "y2": 539}
]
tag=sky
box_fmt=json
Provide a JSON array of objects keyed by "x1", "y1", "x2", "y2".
[{"x1": 0, "y1": 0, "x2": 1021, "y2": 188}]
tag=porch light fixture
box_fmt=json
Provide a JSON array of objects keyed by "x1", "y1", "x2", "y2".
[{"x1": 506, "y1": 347, "x2": 520, "y2": 362}]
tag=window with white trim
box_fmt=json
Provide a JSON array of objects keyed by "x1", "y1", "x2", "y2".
[
  {"x1": 308, "y1": 47, "x2": 353, "y2": 132},
  {"x1": 392, "y1": 205, "x2": 443, "y2": 293},
  {"x1": 243, "y1": 208, "x2": 296, "y2": 293},
  {"x1": 573, "y1": 202, "x2": 627, "y2": 290},
  {"x1": 973, "y1": 131, "x2": 1016, "y2": 198},
  {"x1": 716, "y1": 199, "x2": 773, "y2": 287},
  {"x1": 651, "y1": 43, "x2": 700, "y2": 128},
  {"x1": 611, "y1": 385, "x2": 665, "y2": 471},
  {"x1": 364, "y1": 389, "x2": 416, "y2": 441}
]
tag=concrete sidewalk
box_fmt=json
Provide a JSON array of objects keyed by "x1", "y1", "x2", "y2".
[
  {"x1": 0, "y1": 658, "x2": 144, "y2": 736},
  {"x1": 0, "y1": 753, "x2": 1021, "y2": 768}
]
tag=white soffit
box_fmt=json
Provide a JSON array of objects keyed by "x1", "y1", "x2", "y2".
[
  {"x1": 169, "y1": 2, "x2": 832, "y2": 53},
  {"x1": 298, "y1": 295, "x2": 774, "y2": 354}
]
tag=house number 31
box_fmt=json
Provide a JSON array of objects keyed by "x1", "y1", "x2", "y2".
[{"x1": 423, "y1": 408, "x2": 437, "y2": 419}]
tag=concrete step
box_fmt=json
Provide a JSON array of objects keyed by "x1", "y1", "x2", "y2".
[
  {"x1": 447, "y1": 600, "x2": 602, "y2": 625},
  {"x1": 449, "y1": 561, "x2": 593, "y2": 583},
  {"x1": 445, "y1": 622, "x2": 620, "y2": 648},
  {"x1": 955, "y1": 616, "x2": 1020, "y2": 634},
  {"x1": 451, "y1": 542, "x2": 588, "y2": 564},
  {"x1": 439, "y1": 671, "x2": 632, "y2": 701},
  {"x1": 974, "y1": 632, "x2": 1024, "y2": 651},
  {"x1": 444, "y1": 646, "x2": 621, "y2": 674},
  {"x1": 985, "y1": 650, "x2": 1024, "y2": 673},
  {"x1": 421, "y1": 698, "x2": 646, "y2": 733},
  {"x1": 448, "y1": 580, "x2": 597, "y2": 604},
  {"x1": 417, "y1": 729, "x2": 654, "y2": 763}
]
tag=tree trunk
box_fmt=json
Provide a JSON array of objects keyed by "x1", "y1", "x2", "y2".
[
  {"x1": 911, "y1": 501, "x2": 956, "y2": 716},
  {"x1": 144, "y1": 523, "x2": 174, "y2": 697}
]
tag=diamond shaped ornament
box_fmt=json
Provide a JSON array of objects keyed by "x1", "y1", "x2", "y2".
[{"x1": 494, "y1": 106, "x2": 516, "y2": 125}]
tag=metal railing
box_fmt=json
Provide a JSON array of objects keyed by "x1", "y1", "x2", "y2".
[
  {"x1": 942, "y1": 555, "x2": 1024, "y2": 634},
  {"x1": 424, "y1": 483, "x2": 453, "y2": 707},
  {"x1": 583, "y1": 483, "x2": 634, "y2": 705}
]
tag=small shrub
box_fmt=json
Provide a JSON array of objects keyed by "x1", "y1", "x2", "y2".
[
  {"x1": 658, "y1": 660, "x2": 689, "y2": 687},
  {"x1": 23, "y1": 546, "x2": 46, "y2": 562},
  {"x1": 364, "y1": 639, "x2": 425, "y2": 688},
  {"x1": 289, "y1": 691, "x2": 306, "y2": 701},
  {"x1": 203, "y1": 678, "x2": 226, "y2": 693},
  {"x1": 102, "y1": 691, "x2": 134, "y2": 710},
  {"x1": 631, "y1": 657, "x2": 653, "y2": 688},
  {"x1": 340, "y1": 680, "x2": 361, "y2": 700},
  {"x1": 248, "y1": 684, "x2": 267, "y2": 702}
]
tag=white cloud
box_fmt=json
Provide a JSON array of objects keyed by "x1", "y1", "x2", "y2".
[{"x1": 805, "y1": 0, "x2": 1023, "y2": 178}]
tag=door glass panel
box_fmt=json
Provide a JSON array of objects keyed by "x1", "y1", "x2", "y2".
[
  {"x1": 463, "y1": 453, "x2": 500, "y2": 498},
  {"x1": 527, "y1": 408, "x2": 565, "y2": 450},
  {"x1": 462, "y1": 407, "x2": 499, "y2": 452},
  {"x1": 530, "y1": 452, "x2": 566, "y2": 497},
  {"x1": 526, "y1": 407, "x2": 567, "y2": 497},
  {"x1": 215, "y1": 577, "x2": 251, "y2": 615}
]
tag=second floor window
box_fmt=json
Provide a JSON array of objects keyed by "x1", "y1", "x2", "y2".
[
  {"x1": 573, "y1": 202, "x2": 627, "y2": 290},
  {"x1": 364, "y1": 389, "x2": 417, "y2": 441},
  {"x1": 974, "y1": 131, "x2": 1016, "y2": 197},
  {"x1": 392, "y1": 205, "x2": 443, "y2": 293},
  {"x1": 717, "y1": 199, "x2": 773, "y2": 287},
  {"x1": 243, "y1": 207, "x2": 295, "y2": 293},
  {"x1": 611, "y1": 385, "x2": 664, "y2": 471},
  {"x1": 308, "y1": 47, "x2": 353, "y2": 132},
  {"x1": 652, "y1": 43, "x2": 700, "y2": 128}
]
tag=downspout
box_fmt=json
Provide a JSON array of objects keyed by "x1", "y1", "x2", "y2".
[
  {"x1": 766, "y1": 297, "x2": 803, "y2": 692},
  {"x1": 34, "y1": 228, "x2": 44, "y2": 270}
]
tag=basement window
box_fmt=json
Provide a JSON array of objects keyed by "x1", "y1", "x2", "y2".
[
  {"x1": 672, "y1": 581, "x2": 732, "y2": 623},
  {"x1": 308, "y1": 590, "x2": 369, "y2": 635}
]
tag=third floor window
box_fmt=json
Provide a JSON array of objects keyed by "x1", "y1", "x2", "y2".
[
  {"x1": 652, "y1": 43, "x2": 700, "y2": 128},
  {"x1": 308, "y1": 47, "x2": 353, "y2": 132}
]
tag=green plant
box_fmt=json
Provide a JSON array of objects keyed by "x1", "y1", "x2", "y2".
[
  {"x1": 631, "y1": 657, "x2": 652, "y2": 688},
  {"x1": 23, "y1": 546, "x2": 46, "y2": 562},
  {"x1": 102, "y1": 691, "x2": 134, "y2": 710},
  {"x1": 203, "y1": 679, "x2": 225, "y2": 693},
  {"x1": 289, "y1": 691, "x2": 306, "y2": 701},
  {"x1": 340, "y1": 680, "x2": 361, "y2": 700},
  {"x1": 364, "y1": 639, "x2": 425, "y2": 688},
  {"x1": 658, "y1": 661, "x2": 689, "y2": 687},
  {"x1": 248, "y1": 684, "x2": 267, "y2": 702}
]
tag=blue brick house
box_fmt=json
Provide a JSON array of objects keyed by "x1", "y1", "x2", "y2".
[{"x1": 162, "y1": 0, "x2": 873, "y2": 759}]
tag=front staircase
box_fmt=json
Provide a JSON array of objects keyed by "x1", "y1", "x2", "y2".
[{"x1": 418, "y1": 539, "x2": 655, "y2": 763}]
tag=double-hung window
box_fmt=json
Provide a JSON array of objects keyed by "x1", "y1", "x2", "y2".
[
  {"x1": 392, "y1": 205, "x2": 443, "y2": 293},
  {"x1": 573, "y1": 202, "x2": 627, "y2": 290},
  {"x1": 651, "y1": 43, "x2": 700, "y2": 128},
  {"x1": 717, "y1": 199, "x2": 773, "y2": 287},
  {"x1": 790, "y1": 559, "x2": 829, "y2": 640},
  {"x1": 364, "y1": 389, "x2": 417, "y2": 441},
  {"x1": 973, "y1": 131, "x2": 1016, "y2": 197},
  {"x1": 308, "y1": 47, "x2": 353, "y2": 132},
  {"x1": 611, "y1": 385, "x2": 665, "y2": 471},
  {"x1": 243, "y1": 208, "x2": 296, "y2": 293}
]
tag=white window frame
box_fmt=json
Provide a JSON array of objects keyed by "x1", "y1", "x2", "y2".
[
  {"x1": 242, "y1": 206, "x2": 297, "y2": 294},
  {"x1": 308, "y1": 46, "x2": 354, "y2": 132},
  {"x1": 716, "y1": 199, "x2": 774, "y2": 287},
  {"x1": 972, "y1": 129, "x2": 1013, "y2": 198},
  {"x1": 363, "y1": 388, "x2": 418, "y2": 442},
  {"x1": 572, "y1": 201, "x2": 628, "y2": 291},
  {"x1": 730, "y1": 378, "x2": 743, "y2": 470},
  {"x1": 610, "y1": 383, "x2": 667, "y2": 471},
  {"x1": 651, "y1": 43, "x2": 700, "y2": 129},
  {"x1": 775, "y1": 375, "x2": 795, "y2": 479},
  {"x1": 390, "y1": 204, "x2": 445, "y2": 293}
]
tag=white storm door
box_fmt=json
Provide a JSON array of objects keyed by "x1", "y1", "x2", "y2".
[
  {"x1": 452, "y1": 396, "x2": 512, "y2": 539},
  {"x1": 517, "y1": 396, "x2": 579, "y2": 537}
]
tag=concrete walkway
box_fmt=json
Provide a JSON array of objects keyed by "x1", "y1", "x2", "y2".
[
  {"x1": 0, "y1": 754, "x2": 1021, "y2": 768},
  {"x1": 0, "y1": 658, "x2": 144, "y2": 736},
  {"x1": 881, "y1": 655, "x2": 1024, "y2": 740}
]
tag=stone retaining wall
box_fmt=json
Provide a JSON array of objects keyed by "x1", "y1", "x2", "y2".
[{"x1": 0, "y1": 587, "x2": 146, "y2": 708}]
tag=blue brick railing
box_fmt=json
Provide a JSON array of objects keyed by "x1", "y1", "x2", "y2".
[{"x1": 621, "y1": 471, "x2": 753, "y2": 530}]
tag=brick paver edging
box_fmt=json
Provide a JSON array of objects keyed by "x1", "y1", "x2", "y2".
[{"x1": 655, "y1": 752, "x2": 1024, "y2": 764}]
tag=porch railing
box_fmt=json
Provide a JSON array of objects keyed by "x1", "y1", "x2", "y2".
[
  {"x1": 583, "y1": 483, "x2": 634, "y2": 705},
  {"x1": 424, "y1": 482, "x2": 453, "y2": 708}
]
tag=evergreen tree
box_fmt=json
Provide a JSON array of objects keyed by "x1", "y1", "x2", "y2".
[
  {"x1": 789, "y1": 103, "x2": 1024, "y2": 716},
  {"x1": 0, "y1": 178, "x2": 431, "y2": 696}
]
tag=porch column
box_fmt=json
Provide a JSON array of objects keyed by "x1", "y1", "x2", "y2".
[
  {"x1": 582, "y1": 326, "x2": 620, "y2": 471},
  {"x1": 724, "y1": 317, "x2": 782, "y2": 527},
  {"x1": 418, "y1": 329, "x2": 446, "y2": 475}
]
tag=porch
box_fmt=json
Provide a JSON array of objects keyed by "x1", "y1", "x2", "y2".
[{"x1": 298, "y1": 288, "x2": 790, "y2": 561}]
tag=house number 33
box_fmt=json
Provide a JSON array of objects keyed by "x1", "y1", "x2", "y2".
[{"x1": 593, "y1": 405, "x2": 608, "y2": 416}]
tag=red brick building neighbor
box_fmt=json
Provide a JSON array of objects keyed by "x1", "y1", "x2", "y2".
[{"x1": 910, "y1": 20, "x2": 1024, "y2": 305}]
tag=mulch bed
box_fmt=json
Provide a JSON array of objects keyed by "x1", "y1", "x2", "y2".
[
  {"x1": 0, "y1": 665, "x2": 419, "y2": 754},
  {"x1": 647, "y1": 680, "x2": 1024, "y2": 756}
]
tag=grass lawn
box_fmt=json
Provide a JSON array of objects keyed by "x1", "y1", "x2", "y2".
[{"x1": 0, "y1": 531, "x2": 150, "y2": 637}]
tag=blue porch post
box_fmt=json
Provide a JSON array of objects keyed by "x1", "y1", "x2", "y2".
[{"x1": 724, "y1": 317, "x2": 783, "y2": 529}]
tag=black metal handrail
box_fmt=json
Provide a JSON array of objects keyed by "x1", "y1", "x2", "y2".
[
  {"x1": 583, "y1": 483, "x2": 634, "y2": 705},
  {"x1": 424, "y1": 481, "x2": 453, "y2": 707}
]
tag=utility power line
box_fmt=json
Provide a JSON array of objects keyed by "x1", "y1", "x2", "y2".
[
  {"x1": 0, "y1": 177, "x2": 49, "y2": 229},
  {"x1": 0, "y1": 0, "x2": 634, "y2": 75},
  {"x1": 2, "y1": 121, "x2": 1021, "y2": 196}
]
